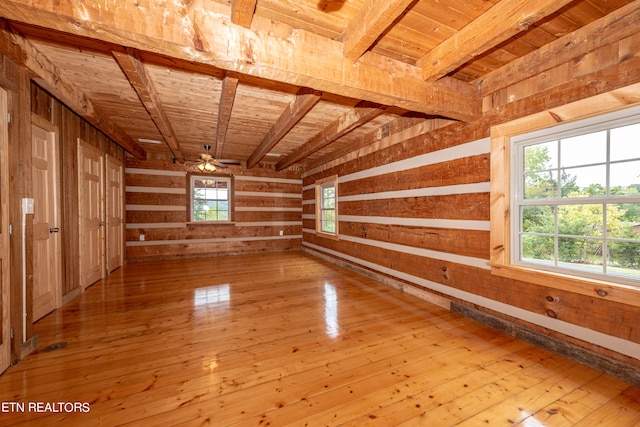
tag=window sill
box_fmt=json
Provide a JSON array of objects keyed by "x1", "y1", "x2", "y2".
[
  {"x1": 490, "y1": 262, "x2": 640, "y2": 308},
  {"x1": 316, "y1": 231, "x2": 340, "y2": 241},
  {"x1": 187, "y1": 221, "x2": 236, "y2": 227}
]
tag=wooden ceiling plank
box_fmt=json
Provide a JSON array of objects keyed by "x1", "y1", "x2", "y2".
[
  {"x1": 416, "y1": 0, "x2": 576, "y2": 82},
  {"x1": 247, "y1": 87, "x2": 322, "y2": 169},
  {"x1": 112, "y1": 49, "x2": 183, "y2": 161},
  {"x1": 231, "y1": 0, "x2": 258, "y2": 28},
  {"x1": 276, "y1": 101, "x2": 386, "y2": 170},
  {"x1": 0, "y1": 22, "x2": 146, "y2": 159},
  {"x1": 0, "y1": 0, "x2": 481, "y2": 122},
  {"x1": 342, "y1": 0, "x2": 415, "y2": 61},
  {"x1": 215, "y1": 75, "x2": 239, "y2": 159}
]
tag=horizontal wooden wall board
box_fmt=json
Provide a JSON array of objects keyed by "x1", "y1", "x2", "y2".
[
  {"x1": 126, "y1": 235, "x2": 303, "y2": 246},
  {"x1": 125, "y1": 159, "x2": 302, "y2": 261},
  {"x1": 339, "y1": 222, "x2": 490, "y2": 260},
  {"x1": 339, "y1": 193, "x2": 489, "y2": 220},
  {"x1": 303, "y1": 230, "x2": 488, "y2": 271},
  {"x1": 126, "y1": 238, "x2": 302, "y2": 261}
]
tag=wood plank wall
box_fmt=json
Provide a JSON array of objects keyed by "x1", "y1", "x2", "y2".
[
  {"x1": 125, "y1": 158, "x2": 302, "y2": 261},
  {"x1": 302, "y1": 20, "x2": 640, "y2": 369}
]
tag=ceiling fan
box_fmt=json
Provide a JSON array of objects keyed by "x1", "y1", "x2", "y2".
[{"x1": 190, "y1": 144, "x2": 234, "y2": 172}]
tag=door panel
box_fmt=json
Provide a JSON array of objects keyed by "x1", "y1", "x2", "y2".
[
  {"x1": 78, "y1": 141, "x2": 104, "y2": 289},
  {"x1": 106, "y1": 156, "x2": 124, "y2": 272},
  {"x1": 31, "y1": 123, "x2": 61, "y2": 322},
  {"x1": 1, "y1": 88, "x2": 10, "y2": 373}
]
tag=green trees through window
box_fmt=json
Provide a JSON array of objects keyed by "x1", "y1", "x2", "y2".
[{"x1": 517, "y1": 122, "x2": 640, "y2": 281}]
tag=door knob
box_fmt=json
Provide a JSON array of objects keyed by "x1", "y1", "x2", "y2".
[
  {"x1": 49, "y1": 227, "x2": 60, "y2": 233},
  {"x1": 98, "y1": 221, "x2": 106, "y2": 227}
]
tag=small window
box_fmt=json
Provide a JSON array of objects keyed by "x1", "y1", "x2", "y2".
[
  {"x1": 189, "y1": 175, "x2": 233, "y2": 223},
  {"x1": 316, "y1": 175, "x2": 338, "y2": 237},
  {"x1": 511, "y1": 108, "x2": 640, "y2": 286}
]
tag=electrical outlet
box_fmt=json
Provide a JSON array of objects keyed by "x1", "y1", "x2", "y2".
[
  {"x1": 139, "y1": 234, "x2": 145, "y2": 241},
  {"x1": 279, "y1": 230, "x2": 283, "y2": 236}
]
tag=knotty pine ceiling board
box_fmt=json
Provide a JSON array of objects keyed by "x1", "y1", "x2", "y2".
[
  {"x1": 302, "y1": 113, "x2": 400, "y2": 167},
  {"x1": 143, "y1": 63, "x2": 222, "y2": 157},
  {"x1": 27, "y1": 38, "x2": 164, "y2": 147},
  {"x1": 271, "y1": 99, "x2": 355, "y2": 156}
]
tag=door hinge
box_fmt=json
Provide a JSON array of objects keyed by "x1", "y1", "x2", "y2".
[
  {"x1": 6, "y1": 113, "x2": 10, "y2": 123},
  {"x1": 8, "y1": 224, "x2": 11, "y2": 235},
  {"x1": 10, "y1": 328, "x2": 14, "y2": 339}
]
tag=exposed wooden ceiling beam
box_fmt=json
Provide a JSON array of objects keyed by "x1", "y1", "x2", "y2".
[
  {"x1": 342, "y1": 0, "x2": 415, "y2": 61},
  {"x1": 0, "y1": 22, "x2": 146, "y2": 160},
  {"x1": 416, "y1": 0, "x2": 575, "y2": 82},
  {"x1": 231, "y1": 0, "x2": 257, "y2": 28},
  {"x1": 276, "y1": 101, "x2": 386, "y2": 171},
  {"x1": 0, "y1": 0, "x2": 481, "y2": 122},
  {"x1": 475, "y1": 0, "x2": 640, "y2": 96},
  {"x1": 247, "y1": 87, "x2": 322, "y2": 169},
  {"x1": 215, "y1": 75, "x2": 239, "y2": 159},
  {"x1": 112, "y1": 48, "x2": 183, "y2": 161}
]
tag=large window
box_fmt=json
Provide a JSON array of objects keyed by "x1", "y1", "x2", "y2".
[
  {"x1": 511, "y1": 107, "x2": 640, "y2": 286},
  {"x1": 189, "y1": 175, "x2": 233, "y2": 223},
  {"x1": 316, "y1": 175, "x2": 338, "y2": 237}
]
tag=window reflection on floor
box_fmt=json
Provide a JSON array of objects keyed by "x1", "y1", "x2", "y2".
[
  {"x1": 324, "y1": 283, "x2": 339, "y2": 338},
  {"x1": 194, "y1": 284, "x2": 231, "y2": 309}
]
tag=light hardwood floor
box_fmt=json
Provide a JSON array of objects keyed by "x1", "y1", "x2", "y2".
[{"x1": 1, "y1": 252, "x2": 639, "y2": 426}]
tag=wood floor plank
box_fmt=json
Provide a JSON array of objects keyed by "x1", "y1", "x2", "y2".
[
  {"x1": 514, "y1": 374, "x2": 634, "y2": 426},
  {"x1": 0, "y1": 252, "x2": 638, "y2": 426}
]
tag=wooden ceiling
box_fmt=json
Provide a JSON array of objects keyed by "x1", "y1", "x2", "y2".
[{"x1": 0, "y1": 0, "x2": 634, "y2": 170}]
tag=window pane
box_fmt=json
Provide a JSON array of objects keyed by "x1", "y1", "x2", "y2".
[
  {"x1": 608, "y1": 241, "x2": 640, "y2": 277},
  {"x1": 608, "y1": 203, "x2": 640, "y2": 239},
  {"x1": 610, "y1": 160, "x2": 640, "y2": 193},
  {"x1": 560, "y1": 131, "x2": 606, "y2": 167},
  {"x1": 558, "y1": 204, "x2": 603, "y2": 237},
  {"x1": 558, "y1": 237, "x2": 603, "y2": 270},
  {"x1": 322, "y1": 221, "x2": 335, "y2": 233},
  {"x1": 521, "y1": 235, "x2": 554, "y2": 262},
  {"x1": 524, "y1": 171, "x2": 557, "y2": 199},
  {"x1": 611, "y1": 123, "x2": 640, "y2": 162},
  {"x1": 522, "y1": 205, "x2": 555, "y2": 234},
  {"x1": 561, "y1": 165, "x2": 606, "y2": 197},
  {"x1": 322, "y1": 209, "x2": 335, "y2": 223},
  {"x1": 524, "y1": 141, "x2": 557, "y2": 172}
]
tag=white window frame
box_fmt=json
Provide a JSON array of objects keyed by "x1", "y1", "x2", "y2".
[
  {"x1": 315, "y1": 175, "x2": 339, "y2": 238},
  {"x1": 510, "y1": 106, "x2": 640, "y2": 287},
  {"x1": 490, "y1": 83, "x2": 640, "y2": 309},
  {"x1": 188, "y1": 174, "x2": 233, "y2": 223}
]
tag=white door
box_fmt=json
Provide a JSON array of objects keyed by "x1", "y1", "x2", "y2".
[
  {"x1": 78, "y1": 140, "x2": 105, "y2": 289},
  {"x1": 105, "y1": 155, "x2": 124, "y2": 272},
  {"x1": 0, "y1": 88, "x2": 11, "y2": 373},
  {"x1": 31, "y1": 122, "x2": 62, "y2": 322}
]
